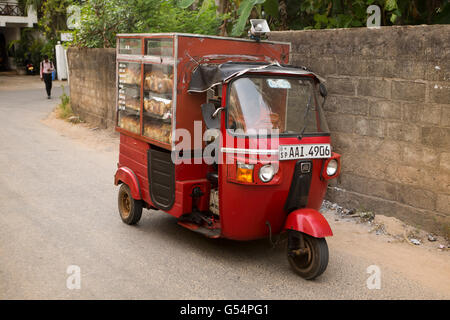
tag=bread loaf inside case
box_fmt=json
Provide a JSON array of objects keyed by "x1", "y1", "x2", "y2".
[
  {"x1": 125, "y1": 97, "x2": 140, "y2": 112},
  {"x1": 144, "y1": 96, "x2": 171, "y2": 117},
  {"x1": 119, "y1": 115, "x2": 140, "y2": 134},
  {"x1": 144, "y1": 71, "x2": 173, "y2": 94},
  {"x1": 143, "y1": 121, "x2": 172, "y2": 144}
]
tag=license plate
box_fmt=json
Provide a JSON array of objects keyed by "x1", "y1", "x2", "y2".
[{"x1": 279, "y1": 144, "x2": 331, "y2": 160}]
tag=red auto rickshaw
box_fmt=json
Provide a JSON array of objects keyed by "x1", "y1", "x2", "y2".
[{"x1": 114, "y1": 32, "x2": 341, "y2": 279}]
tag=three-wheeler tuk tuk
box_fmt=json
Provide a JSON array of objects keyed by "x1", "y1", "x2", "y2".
[{"x1": 114, "y1": 33, "x2": 341, "y2": 279}]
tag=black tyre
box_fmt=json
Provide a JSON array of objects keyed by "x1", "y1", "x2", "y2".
[
  {"x1": 287, "y1": 231, "x2": 329, "y2": 280},
  {"x1": 118, "y1": 184, "x2": 143, "y2": 225}
]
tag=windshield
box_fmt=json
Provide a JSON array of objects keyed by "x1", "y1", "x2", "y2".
[{"x1": 227, "y1": 76, "x2": 329, "y2": 136}]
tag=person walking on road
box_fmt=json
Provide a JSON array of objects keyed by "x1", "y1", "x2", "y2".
[{"x1": 40, "y1": 55, "x2": 54, "y2": 99}]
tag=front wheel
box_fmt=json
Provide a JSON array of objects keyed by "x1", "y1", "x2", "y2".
[
  {"x1": 287, "y1": 231, "x2": 329, "y2": 280},
  {"x1": 118, "y1": 184, "x2": 143, "y2": 225}
]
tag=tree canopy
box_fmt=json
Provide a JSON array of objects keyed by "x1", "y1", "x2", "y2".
[
  {"x1": 26, "y1": 0, "x2": 450, "y2": 48},
  {"x1": 71, "y1": 0, "x2": 224, "y2": 48}
]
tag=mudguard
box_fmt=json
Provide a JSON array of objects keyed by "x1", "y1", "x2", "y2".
[
  {"x1": 284, "y1": 208, "x2": 333, "y2": 238},
  {"x1": 114, "y1": 166, "x2": 142, "y2": 200}
]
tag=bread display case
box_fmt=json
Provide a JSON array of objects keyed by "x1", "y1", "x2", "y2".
[
  {"x1": 116, "y1": 36, "x2": 175, "y2": 149},
  {"x1": 116, "y1": 34, "x2": 290, "y2": 150}
]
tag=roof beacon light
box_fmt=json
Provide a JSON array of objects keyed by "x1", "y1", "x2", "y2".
[{"x1": 249, "y1": 19, "x2": 270, "y2": 42}]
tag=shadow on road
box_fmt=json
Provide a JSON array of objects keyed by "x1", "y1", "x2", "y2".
[{"x1": 128, "y1": 210, "x2": 289, "y2": 266}]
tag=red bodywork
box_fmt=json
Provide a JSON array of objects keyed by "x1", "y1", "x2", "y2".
[
  {"x1": 114, "y1": 34, "x2": 340, "y2": 241},
  {"x1": 114, "y1": 165, "x2": 142, "y2": 200},
  {"x1": 284, "y1": 209, "x2": 333, "y2": 238},
  {"x1": 218, "y1": 126, "x2": 337, "y2": 240},
  {"x1": 114, "y1": 126, "x2": 340, "y2": 240}
]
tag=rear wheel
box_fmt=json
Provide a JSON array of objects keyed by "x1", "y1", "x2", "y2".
[
  {"x1": 287, "y1": 231, "x2": 329, "y2": 280},
  {"x1": 118, "y1": 184, "x2": 142, "y2": 225}
]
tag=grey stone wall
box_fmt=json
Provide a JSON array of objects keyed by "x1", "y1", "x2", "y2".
[
  {"x1": 67, "y1": 47, "x2": 116, "y2": 129},
  {"x1": 269, "y1": 25, "x2": 450, "y2": 235}
]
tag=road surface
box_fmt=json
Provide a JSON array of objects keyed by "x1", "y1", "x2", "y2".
[{"x1": 0, "y1": 76, "x2": 449, "y2": 299}]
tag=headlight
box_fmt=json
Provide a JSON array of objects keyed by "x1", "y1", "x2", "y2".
[
  {"x1": 326, "y1": 159, "x2": 338, "y2": 176},
  {"x1": 259, "y1": 164, "x2": 275, "y2": 183}
]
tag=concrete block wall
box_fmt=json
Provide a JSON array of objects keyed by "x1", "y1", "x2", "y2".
[
  {"x1": 269, "y1": 25, "x2": 450, "y2": 235},
  {"x1": 67, "y1": 47, "x2": 116, "y2": 129}
]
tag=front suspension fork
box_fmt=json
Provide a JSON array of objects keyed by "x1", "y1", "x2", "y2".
[{"x1": 288, "y1": 230, "x2": 309, "y2": 256}]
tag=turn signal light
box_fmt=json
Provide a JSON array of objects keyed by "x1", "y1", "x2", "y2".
[{"x1": 236, "y1": 163, "x2": 254, "y2": 183}]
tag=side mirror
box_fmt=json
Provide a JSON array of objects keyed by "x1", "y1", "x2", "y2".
[
  {"x1": 319, "y1": 83, "x2": 327, "y2": 98},
  {"x1": 201, "y1": 103, "x2": 221, "y2": 129}
]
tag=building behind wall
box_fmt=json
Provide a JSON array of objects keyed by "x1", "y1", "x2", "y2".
[{"x1": 0, "y1": 0, "x2": 38, "y2": 70}]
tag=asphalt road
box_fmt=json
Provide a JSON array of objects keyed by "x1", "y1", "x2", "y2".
[{"x1": 0, "y1": 81, "x2": 448, "y2": 299}]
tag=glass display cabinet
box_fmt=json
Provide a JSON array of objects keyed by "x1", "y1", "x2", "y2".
[
  {"x1": 115, "y1": 33, "x2": 290, "y2": 150},
  {"x1": 116, "y1": 35, "x2": 175, "y2": 148}
]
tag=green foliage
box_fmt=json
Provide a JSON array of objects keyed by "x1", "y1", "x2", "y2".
[
  {"x1": 74, "y1": 0, "x2": 136, "y2": 48},
  {"x1": 21, "y1": 0, "x2": 45, "y2": 17},
  {"x1": 284, "y1": 0, "x2": 450, "y2": 30},
  {"x1": 136, "y1": 1, "x2": 223, "y2": 35},
  {"x1": 38, "y1": 0, "x2": 74, "y2": 41},
  {"x1": 56, "y1": 85, "x2": 76, "y2": 120},
  {"x1": 73, "y1": 0, "x2": 224, "y2": 48},
  {"x1": 8, "y1": 41, "x2": 25, "y2": 67},
  {"x1": 231, "y1": 0, "x2": 265, "y2": 36},
  {"x1": 7, "y1": 28, "x2": 45, "y2": 67},
  {"x1": 58, "y1": 0, "x2": 450, "y2": 47},
  {"x1": 263, "y1": 0, "x2": 279, "y2": 18},
  {"x1": 176, "y1": 0, "x2": 196, "y2": 9},
  {"x1": 41, "y1": 39, "x2": 57, "y2": 61},
  {"x1": 28, "y1": 38, "x2": 45, "y2": 67},
  {"x1": 215, "y1": 0, "x2": 450, "y2": 37}
]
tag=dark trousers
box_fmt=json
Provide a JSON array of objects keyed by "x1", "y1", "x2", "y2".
[{"x1": 43, "y1": 73, "x2": 52, "y2": 97}]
